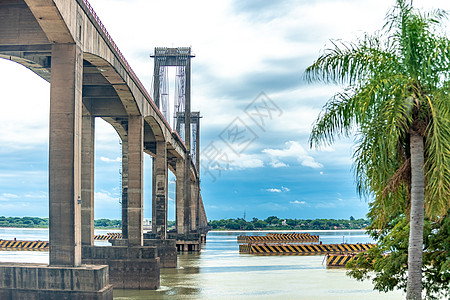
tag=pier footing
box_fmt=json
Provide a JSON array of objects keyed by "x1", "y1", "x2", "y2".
[
  {"x1": 111, "y1": 238, "x2": 177, "y2": 268},
  {"x1": 82, "y1": 246, "x2": 160, "y2": 290},
  {"x1": 0, "y1": 263, "x2": 113, "y2": 299},
  {"x1": 166, "y1": 233, "x2": 206, "y2": 252}
]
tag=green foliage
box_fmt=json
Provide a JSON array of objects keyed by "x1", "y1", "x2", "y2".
[
  {"x1": 0, "y1": 216, "x2": 48, "y2": 228},
  {"x1": 347, "y1": 214, "x2": 449, "y2": 299},
  {"x1": 93, "y1": 219, "x2": 121, "y2": 228},
  {"x1": 305, "y1": 0, "x2": 450, "y2": 297},
  {"x1": 0, "y1": 216, "x2": 122, "y2": 229},
  {"x1": 305, "y1": 0, "x2": 450, "y2": 221},
  {"x1": 208, "y1": 217, "x2": 370, "y2": 231}
]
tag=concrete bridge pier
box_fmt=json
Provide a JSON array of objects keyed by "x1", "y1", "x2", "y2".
[
  {"x1": 0, "y1": 44, "x2": 113, "y2": 299},
  {"x1": 169, "y1": 174, "x2": 204, "y2": 252},
  {"x1": 152, "y1": 141, "x2": 168, "y2": 239},
  {"x1": 141, "y1": 141, "x2": 177, "y2": 268},
  {"x1": 81, "y1": 112, "x2": 95, "y2": 248},
  {"x1": 176, "y1": 158, "x2": 188, "y2": 234},
  {"x1": 82, "y1": 116, "x2": 161, "y2": 289}
]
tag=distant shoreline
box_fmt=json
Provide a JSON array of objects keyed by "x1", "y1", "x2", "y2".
[
  {"x1": 0, "y1": 216, "x2": 370, "y2": 231},
  {"x1": 0, "y1": 226, "x2": 119, "y2": 230}
]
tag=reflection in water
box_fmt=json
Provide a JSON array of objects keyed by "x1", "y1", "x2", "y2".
[{"x1": 0, "y1": 229, "x2": 404, "y2": 299}]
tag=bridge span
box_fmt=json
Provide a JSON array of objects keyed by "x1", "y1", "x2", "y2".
[{"x1": 0, "y1": 0, "x2": 208, "y2": 297}]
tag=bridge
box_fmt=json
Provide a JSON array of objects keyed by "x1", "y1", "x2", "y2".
[{"x1": 0, "y1": 0, "x2": 208, "y2": 298}]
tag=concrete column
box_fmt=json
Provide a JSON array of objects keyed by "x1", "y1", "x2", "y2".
[
  {"x1": 152, "y1": 141, "x2": 167, "y2": 239},
  {"x1": 199, "y1": 195, "x2": 208, "y2": 228},
  {"x1": 196, "y1": 182, "x2": 200, "y2": 229},
  {"x1": 195, "y1": 116, "x2": 200, "y2": 174},
  {"x1": 175, "y1": 158, "x2": 188, "y2": 234},
  {"x1": 185, "y1": 60, "x2": 191, "y2": 151},
  {"x1": 125, "y1": 116, "x2": 143, "y2": 247},
  {"x1": 190, "y1": 180, "x2": 198, "y2": 231},
  {"x1": 81, "y1": 114, "x2": 95, "y2": 246},
  {"x1": 49, "y1": 43, "x2": 83, "y2": 266},
  {"x1": 121, "y1": 137, "x2": 129, "y2": 240},
  {"x1": 153, "y1": 60, "x2": 160, "y2": 108}
]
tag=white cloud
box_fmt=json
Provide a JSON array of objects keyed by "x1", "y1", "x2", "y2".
[
  {"x1": 265, "y1": 186, "x2": 290, "y2": 193},
  {"x1": 263, "y1": 141, "x2": 323, "y2": 169},
  {"x1": 269, "y1": 160, "x2": 288, "y2": 168},
  {"x1": 265, "y1": 188, "x2": 281, "y2": 193},
  {"x1": 0, "y1": 60, "x2": 49, "y2": 148},
  {"x1": 2, "y1": 193, "x2": 18, "y2": 198},
  {"x1": 100, "y1": 156, "x2": 122, "y2": 163},
  {"x1": 0, "y1": 193, "x2": 19, "y2": 201},
  {"x1": 24, "y1": 192, "x2": 47, "y2": 199},
  {"x1": 202, "y1": 151, "x2": 264, "y2": 170},
  {"x1": 94, "y1": 191, "x2": 120, "y2": 206},
  {"x1": 301, "y1": 157, "x2": 323, "y2": 169},
  {"x1": 290, "y1": 200, "x2": 307, "y2": 205}
]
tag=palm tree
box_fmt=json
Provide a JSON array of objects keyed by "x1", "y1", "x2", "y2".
[{"x1": 305, "y1": 1, "x2": 450, "y2": 299}]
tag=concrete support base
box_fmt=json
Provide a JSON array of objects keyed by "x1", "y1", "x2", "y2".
[
  {"x1": 143, "y1": 239, "x2": 177, "y2": 268},
  {"x1": 112, "y1": 238, "x2": 177, "y2": 268},
  {"x1": 82, "y1": 246, "x2": 160, "y2": 290},
  {"x1": 176, "y1": 241, "x2": 201, "y2": 252},
  {"x1": 0, "y1": 263, "x2": 112, "y2": 300},
  {"x1": 167, "y1": 233, "x2": 204, "y2": 252}
]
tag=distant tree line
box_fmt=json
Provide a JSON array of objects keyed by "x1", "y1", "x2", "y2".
[
  {"x1": 208, "y1": 216, "x2": 370, "y2": 230},
  {"x1": 0, "y1": 216, "x2": 49, "y2": 228},
  {"x1": 94, "y1": 219, "x2": 121, "y2": 228},
  {"x1": 0, "y1": 216, "x2": 368, "y2": 230},
  {"x1": 0, "y1": 217, "x2": 176, "y2": 229}
]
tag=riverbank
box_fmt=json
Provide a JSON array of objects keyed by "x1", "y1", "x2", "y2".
[{"x1": 1, "y1": 216, "x2": 370, "y2": 231}]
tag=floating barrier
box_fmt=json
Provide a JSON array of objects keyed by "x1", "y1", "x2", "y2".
[
  {"x1": 237, "y1": 233, "x2": 319, "y2": 244},
  {"x1": 239, "y1": 243, "x2": 374, "y2": 255},
  {"x1": 94, "y1": 232, "x2": 122, "y2": 240},
  {"x1": 326, "y1": 254, "x2": 357, "y2": 267},
  {"x1": 0, "y1": 240, "x2": 48, "y2": 251}
]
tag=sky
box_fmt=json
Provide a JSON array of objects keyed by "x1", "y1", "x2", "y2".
[{"x1": 1, "y1": 0, "x2": 449, "y2": 221}]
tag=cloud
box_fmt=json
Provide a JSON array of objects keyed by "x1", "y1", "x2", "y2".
[
  {"x1": 2, "y1": 193, "x2": 18, "y2": 198},
  {"x1": 24, "y1": 192, "x2": 47, "y2": 199},
  {"x1": 263, "y1": 141, "x2": 323, "y2": 169},
  {"x1": 290, "y1": 200, "x2": 307, "y2": 205},
  {"x1": 0, "y1": 193, "x2": 19, "y2": 201},
  {"x1": 100, "y1": 156, "x2": 122, "y2": 163},
  {"x1": 202, "y1": 151, "x2": 264, "y2": 171},
  {"x1": 95, "y1": 191, "x2": 120, "y2": 206},
  {"x1": 269, "y1": 160, "x2": 288, "y2": 168},
  {"x1": 265, "y1": 186, "x2": 290, "y2": 193}
]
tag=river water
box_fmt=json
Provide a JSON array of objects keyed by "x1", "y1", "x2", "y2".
[{"x1": 0, "y1": 228, "x2": 404, "y2": 299}]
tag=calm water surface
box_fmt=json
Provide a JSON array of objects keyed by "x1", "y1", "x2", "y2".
[{"x1": 0, "y1": 228, "x2": 404, "y2": 299}]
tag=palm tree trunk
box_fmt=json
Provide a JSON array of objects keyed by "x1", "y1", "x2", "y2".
[{"x1": 406, "y1": 130, "x2": 425, "y2": 300}]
